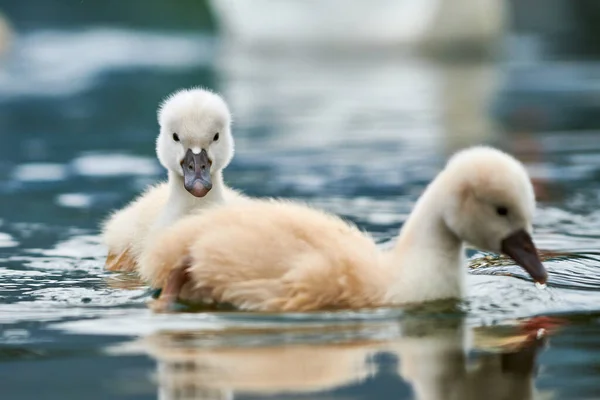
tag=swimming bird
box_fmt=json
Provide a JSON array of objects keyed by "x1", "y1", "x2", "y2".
[
  {"x1": 140, "y1": 146, "x2": 547, "y2": 312},
  {"x1": 102, "y1": 87, "x2": 244, "y2": 273}
]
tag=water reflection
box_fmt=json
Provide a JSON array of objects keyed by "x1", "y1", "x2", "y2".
[
  {"x1": 214, "y1": 42, "x2": 502, "y2": 202},
  {"x1": 113, "y1": 316, "x2": 551, "y2": 400}
]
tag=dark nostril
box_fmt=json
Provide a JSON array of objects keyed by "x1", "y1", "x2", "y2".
[
  {"x1": 188, "y1": 164, "x2": 193, "y2": 171},
  {"x1": 201, "y1": 165, "x2": 206, "y2": 170}
]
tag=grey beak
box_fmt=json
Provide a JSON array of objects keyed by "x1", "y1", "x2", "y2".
[
  {"x1": 182, "y1": 148, "x2": 212, "y2": 197},
  {"x1": 501, "y1": 229, "x2": 548, "y2": 284}
]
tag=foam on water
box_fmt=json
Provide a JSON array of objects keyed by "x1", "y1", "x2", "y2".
[
  {"x1": 11, "y1": 163, "x2": 68, "y2": 182},
  {"x1": 71, "y1": 153, "x2": 161, "y2": 177},
  {"x1": 0, "y1": 232, "x2": 18, "y2": 248},
  {"x1": 56, "y1": 193, "x2": 93, "y2": 208}
]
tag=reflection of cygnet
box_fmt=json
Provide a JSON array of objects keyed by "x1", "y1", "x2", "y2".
[
  {"x1": 143, "y1": 330, "x2": 378, "y2": 400},
  {"x1": 0, "y1": 11, "x2": 12, "y2": 57},
  {"x1": 186, "y1": 346, "x2": 373, "y2": 393},
  {"x1": 134, "y1": 318, "x2": 548, "y2": 400},
  {"x1": 393, "y1": 319, "x2": 546, "y2": 400}
]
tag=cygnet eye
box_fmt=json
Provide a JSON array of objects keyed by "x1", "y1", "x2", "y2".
[
  {"x1": 496, "y1": 206, "x2": 509, "y2": 217},
  {"x1": 213, "y1": 132, "x2": 219, "y2": 141},
  {"x1": 172, "y1": 133, "x2": 180, "y2": 142}
]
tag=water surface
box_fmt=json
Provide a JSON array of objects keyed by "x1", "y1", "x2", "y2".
[{"x1": 1, "y1": 15, "x2": 600, "y2": 400}]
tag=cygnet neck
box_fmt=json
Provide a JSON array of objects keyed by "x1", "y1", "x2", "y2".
[
  {"x1": 154, "y1": 169, "x2": 226, "y2": 230},
  {"x1": 385, "y1": 174, "x2": 466, "y2": 304}
]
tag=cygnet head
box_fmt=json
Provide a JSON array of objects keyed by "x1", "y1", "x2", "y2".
[
  {"x1": 156, "y1": 87, "x2": 234, "y2": 197},
  {"x1": 440, "y1": 147, "x2": 547, "y2": 284}
]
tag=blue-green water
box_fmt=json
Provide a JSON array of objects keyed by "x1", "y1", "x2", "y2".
[{"x1": 2, "y1": 2, "x2": 600, "y2": 399}]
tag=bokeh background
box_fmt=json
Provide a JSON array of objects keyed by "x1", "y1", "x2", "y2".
[
  {"x1": 0, "y1": 0, "x2": 599, "y2": 230},
  {"x1": 2, "y1": 1, "x2": 600, "y2": 399}
]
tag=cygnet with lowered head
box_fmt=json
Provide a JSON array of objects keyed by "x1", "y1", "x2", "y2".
[
  {"x1": 140, "y1": 146, "x2": 547, "y2": 312},
  {"x1": 102, "y1": 87, "x2": 244, "y2": 272}
]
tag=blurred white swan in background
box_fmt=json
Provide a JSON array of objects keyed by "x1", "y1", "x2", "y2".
[{"x1": 209, "y1": 0, "x2": 507, "y2": 56}]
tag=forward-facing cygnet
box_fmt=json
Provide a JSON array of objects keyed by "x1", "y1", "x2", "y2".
[
  {"x1": 101, "y1": 88, "x2": 244, "y2": 272},
  {"x1": 140, "y1": 146, "x2": 548, "y2": 312}
]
